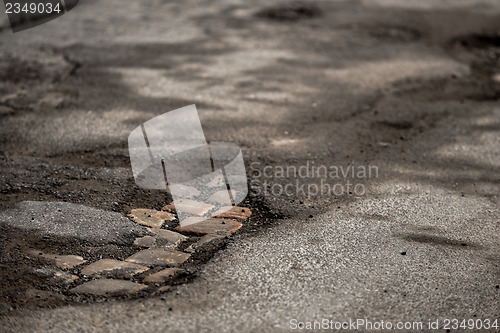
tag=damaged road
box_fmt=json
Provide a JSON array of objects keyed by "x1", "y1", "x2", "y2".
[{"x1": 0, "y1": 0, "x2": 499, "y2": 331}]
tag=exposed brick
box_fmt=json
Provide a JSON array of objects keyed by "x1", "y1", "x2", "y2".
[
  {"x1": 143, "y1": 268, "x2": 183, "y2": 283},
  {"x1": 174, "y1": 219, "x2": 242, "y2": 236},
  {"x1": 70, "y1": 279, "x2": 147, "y2": 296},
  {"x1": 125, "y1": 249, "x2": 190, "y2": 267},
  {"x1": 80, "y1": 259, "x2": 149, "y2": 278},
  {"x1": 128, "y1": 209, "x2": 176, "y2": 228},
  {"x1": 28, "y1": 250, "x2": 86, "y2": 269}
]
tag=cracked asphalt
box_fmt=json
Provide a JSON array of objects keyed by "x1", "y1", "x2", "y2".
[{"x1": 0, "y1": 0, "x2": 499, "y2": 332}]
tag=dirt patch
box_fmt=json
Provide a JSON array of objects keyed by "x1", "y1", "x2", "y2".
[
  {"x1": 356, "y1": 25, "x2": 422, "y2": 42},
  {"x1": 0, "y1": 130, "x2": 286, "y2": 314},
  {"x1": 377, "y1": 120, "x2": 414, "y2": 130},
  {"x1": 449, "y1": 32, "x2": 500, "y2": 78},
  {"x1": 458, "y1": 33, "x2": 500, "y2": 49},
  {"x1": 255, "y1": 3, "x2": 321, "y2": 22}
]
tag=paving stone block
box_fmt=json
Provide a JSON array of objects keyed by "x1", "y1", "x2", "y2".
[
  {"x1": 80, "y1": 259, "x2": 149, "y2": 278},
  {"x1": 70, "y1": 279, "x2": 148, "y2": 296},
  {"x1": 174, "y1": 219, "x2": 242, "y2": 236},
  {"x1": 148, "y1": 228, "x2": 187, "y2": 247},
  {"x1": 143, "y1": 268, "x2": 183, "y2": 283},
  {"x1": 125, "y1": 249, "x2": 190, "y2": 267},
  {"x1": 185, "y1": 234, "x2": 226, "y2": 253},
  {"x1": 133, "y1": 236, "x2": 157, "y2": 248},
  {"x1": 157, "y1": 286, "x2": 171, "y2": 293},
  {"x1": 213, "y1": 206, "x2": 252, "y2": 220},
  {"x1": 128, "y1": 209, "x2": 176, "y2": 228}
]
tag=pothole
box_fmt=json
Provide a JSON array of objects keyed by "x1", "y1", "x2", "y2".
[{"x1": 0, "y1": 197, "x2": 281, "y2": 315}]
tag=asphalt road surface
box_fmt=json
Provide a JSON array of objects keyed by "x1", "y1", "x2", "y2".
[{"x1": 0, "y1": 0, "x2": 499, "y2": 332}]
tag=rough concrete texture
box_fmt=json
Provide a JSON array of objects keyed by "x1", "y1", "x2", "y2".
[
  {"x1": 125, "y1": 249, "x2": 191, "y2": 267},
  {"x1": 0, "y1": 201, "x2": 146, "y2": 245}
]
